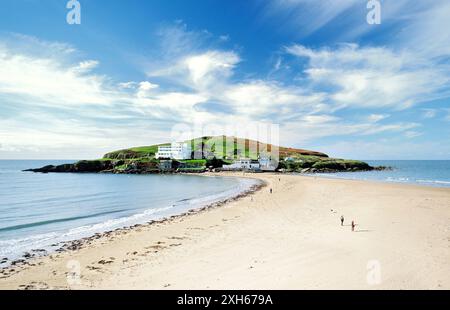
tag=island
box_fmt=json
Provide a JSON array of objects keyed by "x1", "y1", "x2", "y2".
[{"x1": 24, "y1": 136, "x2": 389, "y2": 174}]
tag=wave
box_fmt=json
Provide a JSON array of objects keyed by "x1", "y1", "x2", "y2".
[
  {"x1": 416, "y1": 179, "x2": 450, "y2": 185},
  {"x1": 0, "y1": 209, "x2": 126, "y2": 233},
  {"x1": 0, "y1": 177, "x2": 260, "y2": 266}
]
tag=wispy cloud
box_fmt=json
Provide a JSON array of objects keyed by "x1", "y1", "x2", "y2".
[
  {"x1": 260, "y1": 0, "x2": 361, "y2": 38},
  {"x1": 286, "y1": 44, "x2": 450, "y2": 110},
  {"x1": 0, "y1": 38, "x2": 112, "y2": 107},
  {"x1": 422, "y1": 109, "x2": 437, "y2": 119},
  {"x1": 446, "y1": 109, "x2": 450, "y2": 122},
  {"x1": 393, "y1": 0, "x2": 450, "y2": 58},
  {"x1": 404, "y1": 131, "x2": 422, "y2": 139}
]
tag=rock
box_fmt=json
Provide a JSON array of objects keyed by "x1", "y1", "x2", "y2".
[
  {"x1": 111, "y1": 160, "x2": 125, "y2": 168},
  {"x1": 73, "y1": 160, "x2": 112, "y2": 173},
  {"x1": 374, "y1": 166, "x2": 393, "y2": 171},
  {"x1": 23, "y1": 252, "x2": 33, "y2": 259},
  {"x1": 23, "y1": 165, "x2": 56, "y2": 173},
  {"x1": 25, "y1": 160, "x2": 113, "y2": 174}
]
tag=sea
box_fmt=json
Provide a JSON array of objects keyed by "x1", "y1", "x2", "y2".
[
  {"x1": 0, "y1": 160, "x2": 449, "y2": 266},
  {"x1": 313, "y1": 160, "x2": 450, "y2": 188},
  {"x1": 0, "y1": 160, "x2": 259, "y2": 266}
]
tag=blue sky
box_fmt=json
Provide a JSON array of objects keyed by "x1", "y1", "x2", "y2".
[{"x1": 0, "y1": 0, "x2": 449, "y2": 159}]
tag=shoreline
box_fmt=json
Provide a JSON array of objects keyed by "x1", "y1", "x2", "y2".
[
  {"x1": 0, "y1": 173, "x2": 449, "y2": 289},
  {"x1": 0, "y1": 174, "x2": 265, "y2": 271},
  {"x1": 290, "y1": 172, "x2": 450, "y2": 189}
]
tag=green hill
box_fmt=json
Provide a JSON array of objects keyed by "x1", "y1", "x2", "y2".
[
  {"x1": 26, "y1": 136, "x2": 387, "y2": 174},
  {"x1": 103, "y1": 136, "x2": 329, "y2": 160}
]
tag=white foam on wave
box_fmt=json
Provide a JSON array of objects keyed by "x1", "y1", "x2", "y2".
[
  {"x1": 0, "y1": 176, "x2": 260, "y2": 266},
  {"x1": 416, "y1": 179, "x2": 450, "y2": 185}
]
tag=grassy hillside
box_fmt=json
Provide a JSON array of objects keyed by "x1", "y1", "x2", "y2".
[
  {"x1": 103, "y1": 136, "x2": 328, "y2": 160},
  {"x1": 103, "y1": 144, "x2": 169, "y2": 159}
]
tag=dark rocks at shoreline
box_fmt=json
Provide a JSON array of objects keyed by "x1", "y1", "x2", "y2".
[
  {"x1": 24, "y1": 160, "x2": 115, "y2": 173},
  {"x1": 297, "y1": 165, "x2": 392, "y2": 174},
  {"x1": 24, "y1": 157, "x2": 393, "y2": 175},
  {"x1": 24, "y1": 159, "x2": 165, "y2": 174},
  {"x1": 373, "y1": 166, "x2": 393, "y2": 171}
]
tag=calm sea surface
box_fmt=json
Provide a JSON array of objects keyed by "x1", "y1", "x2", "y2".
[
  {"x1": 314, "y1": 160, "x2": 450, "y2": 187},
  {"x1": 0, "y1": 160, "x2": 258, "y2": 265}
]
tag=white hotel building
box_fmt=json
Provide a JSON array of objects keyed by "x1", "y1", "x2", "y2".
[{"x1": 155, "y1": 142, "x2": 192, "y2": 160}]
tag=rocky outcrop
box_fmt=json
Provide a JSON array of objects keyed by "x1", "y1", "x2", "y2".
[
  {"x1": 24, "y1": 159, "x2": 162, "y2": 174},
  {"x1": 25, "y1": 158, "x2": 391, "y2": 175},
  {"x1": 279, "y1": 158, "x2": 391, "y2": 174},
  {"x1": 24, "y1": 160, "x2": 114, "y2": 173}
]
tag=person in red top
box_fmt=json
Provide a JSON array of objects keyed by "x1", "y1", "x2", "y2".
[{"x1": 351, "y1": 221, "x2": 356, "y2": 232}]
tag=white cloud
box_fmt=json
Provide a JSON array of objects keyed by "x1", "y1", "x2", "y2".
[
  {"x1": 286, "y1": 44, "x2": 450, "y2": 110},
  {"x1": 0, "y1": 36, "x2": 177, "y2": 158},
  {"x1": 422, "y1": 109, "x2": 437, "y2": 119},
  {"x1": 262, "y1": 0, "x2": 360, "y2": 38},
  {"x1": 136, "y1": 81, "x2": 159, "y2": 98},
  {"x1": 118, "y1": 81, "x2": 138, "y2": 89},
  {"x1": 149, "y1": 50, "x2": 240, "y2": 93},
  {"x1": 313, "y1": 139, "x2": 450, "y2": 160},
  {"x1": 74, "y1": 60, "x2": 99, "y2": 73},
  {"x1": 139, "y1": 81, "x2": 158, "y2": 91},
  {"x1": 222, "y1": 81, "x2": 326, "y2": 118},
  {"x1": 367, "y1": 114, "x2": 389, "y2": 123},
  {"x1": 219, "y1": 35, "x2": 230, "y2": 42},
  {"x1": 404, "y1": 131, "x2": 422, "y2": 139},
  {"x1": 185, "y1": 51, "x2": 239, "y2": 85},
  {"x1": 134, "y1": 91, "x2": 209, "y2": 122},
  {"x1": 279, "y1": 112, "x2": 419, "y2": 146},
  {"x1": 0, "y1": 44, "x2": 113, "y2": 106},
  {"x1": 394, "y1": 1, "x2": 450, "y2": 58}
]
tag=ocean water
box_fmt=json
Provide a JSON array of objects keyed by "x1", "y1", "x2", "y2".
[
  {"x1": 314, "y1": 160, "x2": 450, "y2": 188},
  {"x1": 0, "y1": 160, "x2": 259, "y2": 265}
]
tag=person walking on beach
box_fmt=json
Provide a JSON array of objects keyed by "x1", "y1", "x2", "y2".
[
  {"x1": 270, "y1": 188, "x2": 273, "y2": 194},
  {"x1": 351, "y1": 220, "x2": 356, "y2": 232},
  {"x1": 340, "y1": 215, "x2": 345, "y2": 226}
]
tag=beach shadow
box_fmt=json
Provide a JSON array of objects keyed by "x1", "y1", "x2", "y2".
[{"x1": 354, "y1": 230, "x2": 372, "y2": 233}]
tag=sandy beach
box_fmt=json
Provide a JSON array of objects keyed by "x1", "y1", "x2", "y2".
[{"x1": 0, "y1": 173, "x2": 449, "y2": 290}]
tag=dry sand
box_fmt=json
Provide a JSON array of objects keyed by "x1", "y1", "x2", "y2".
[{"x1": 0, "y1": 173, "x2": 449, "y2": 290}]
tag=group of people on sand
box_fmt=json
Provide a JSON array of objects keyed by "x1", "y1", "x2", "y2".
[{"x1": 340, "y1": 215, "x2": 356, "y2": 231}]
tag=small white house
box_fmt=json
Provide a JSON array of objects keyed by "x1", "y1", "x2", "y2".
[
  {"x1": 156, "y1": 142, "x2": 192, "y2": 160},
  {"x1": 222, "y1": 158, "x2": 261, "y2": 171}
]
